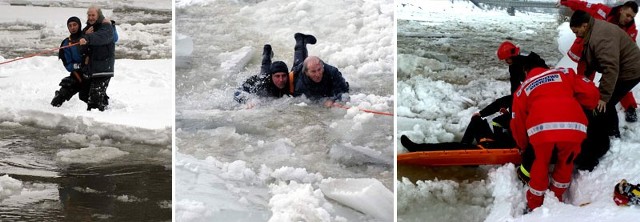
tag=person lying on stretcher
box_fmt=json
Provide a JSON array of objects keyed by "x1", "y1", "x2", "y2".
[{"x1": 400, "y1": 96, "x2": 516, "y2": 152}]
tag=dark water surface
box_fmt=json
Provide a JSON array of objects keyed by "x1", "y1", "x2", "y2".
[{"x1": 0, "y1": 124, "x2": 171, "y2": 221}]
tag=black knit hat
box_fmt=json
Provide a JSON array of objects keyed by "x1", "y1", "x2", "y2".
[
  {"x1": 67, "y1": 16, "x2": 81, "y2": 27},
  {"x1": 66, "y1": 16, "x2": 82, "y2": 40},
  {"x1": 270, "y1": 61, "x2": 288, "y2": 75}
]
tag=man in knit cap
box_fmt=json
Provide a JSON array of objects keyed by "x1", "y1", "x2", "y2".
[
  {"x1": 234, "y1": 44, "x2": 291, "y2": 104},
  {"x1": 52, "y1": 16, "x2": 87, "y2": 107}
]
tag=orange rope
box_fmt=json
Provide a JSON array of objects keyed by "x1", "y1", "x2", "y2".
[
  {"x1": 0, "y1": 42, "x2": 80, "y2": 66},
  {"x1": 333, "y1": 103, "x2": 393, "y2": 116}
]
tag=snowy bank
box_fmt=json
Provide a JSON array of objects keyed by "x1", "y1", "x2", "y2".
[
  {"x1": 397, "y1": 0, "x2": 640, "y2": 221},
  {"x1": 0, "y1": 56, "x2": 172, "y2": 144}
]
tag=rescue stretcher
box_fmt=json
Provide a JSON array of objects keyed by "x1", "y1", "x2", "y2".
[{"x1": 397, "y1": 144, "x2": 522, "y2": 166}]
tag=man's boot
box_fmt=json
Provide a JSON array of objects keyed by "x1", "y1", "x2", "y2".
[
  {"x1": 625, "y1": 107, "x2": 637, "y2": 122},
  {"x1": 263, "y1": 44, "x2": 273, "y2": 59},
  {"x1": 260, "y1": 44, "x2": 274, "y2": 75},
  {"x1": 51, "y1": 91, "x2": 65, "y2": 107},
  {"x1": 517, "y1": 164, "x2": 531, "y2": 184},
  {"x1": 87, "y1": 78, "x2": 109, "y2": 112},
  {"x1": 610, "y1": 128, "x2": 621, "y2": 138},
  {"x1": 51, "y1": 88, "x2": 73, "y2": 107},
  {"x1": 293, "y1": 33, "x2": 317, "y2": 68},
  {"x1": 52, "y1": 76, "x2": 80, "y2": 107},
  {"x1": 294, "y1": 33, "x2": 317, "y2": 45}
]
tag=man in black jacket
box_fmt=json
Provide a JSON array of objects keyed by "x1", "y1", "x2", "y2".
[
  {"x1": 79, "y1": 6, "x2": 116, "y2": 111},
  {"x1": 52, "y1": 16, "x2": 86, "y2": 107},
  {"x1": 291, "y1": 33, "x2": 349, "y2": 107},
  {"x1": 234, "y1": 44, "x2": 290, "y2": 104}
]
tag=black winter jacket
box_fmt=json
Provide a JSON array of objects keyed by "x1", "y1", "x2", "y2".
[
  {"x1": 82, "y1": 17, "x2": 115, "y2": 77},
  {"x1": 293, "y1": 63, "x2": 349, "y2": 102},
  {"x1": 234, "y1": 73, "x2": 290, "y2": 103}
]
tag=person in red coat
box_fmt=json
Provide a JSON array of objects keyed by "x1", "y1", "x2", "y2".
[
  {"x1": 563, "y1": 0, "x2": 639, "y2": 124},
  {"x1": 561, "y1": 0, "x2": 637, "y2": 39},
  {"x1": 511, "y1": 58, "x2": 600, "y2": 211}
]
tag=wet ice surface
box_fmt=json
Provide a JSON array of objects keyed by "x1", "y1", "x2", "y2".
[
  {"x1": 176, "y1": 0, "x2": 394, "y2": 221},
  {"x1": 397, "y1": 0, "x2": 561, "y2": 221},
  {"x1": 0, "y1": 122, "x2": 171, "y2": 221},
  {"x1": 0, "y1": 3, "x2": 171, "y2": 59},
  {"x1": 398, "y1": 1, "x2": 640, "y2": 222},
  {"x1": 0, "y1": 2, "x2": 172, "y2": 221}
]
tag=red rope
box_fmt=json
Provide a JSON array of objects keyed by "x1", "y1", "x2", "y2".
[
  {"x1": 333, "y1": 103, "x2": 393, "y2": 116},
  {"x1": 0, "y1": 42, "x2": 80, "y2": 66}
]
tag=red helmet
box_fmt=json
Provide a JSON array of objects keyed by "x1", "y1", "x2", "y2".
[
  {"x1": 497, "y1": 41, "x2": 520, "y2": 60},
  {"x1": 567, "y1": 38, "x2": 584, "y2": 62}
]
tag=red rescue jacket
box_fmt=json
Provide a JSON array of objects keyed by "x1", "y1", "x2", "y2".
[
  {"x1": 562, "y1": 0, "x2": 638, "y2": 41},
  {"x1": 568, "y1": 38, "x2": 594, "y2": 78},
  {"x1": 510, "y1": 67, "x2": 600, "y2": 149}
]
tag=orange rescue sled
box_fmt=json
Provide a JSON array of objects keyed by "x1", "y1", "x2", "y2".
[{"x1": 397, "y1": 147, "x2": 522, "y2": 166}]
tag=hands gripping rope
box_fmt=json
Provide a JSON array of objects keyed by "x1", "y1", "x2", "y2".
[{"x1": 0, "y1": 42, "x2": 80, "y2": 66}]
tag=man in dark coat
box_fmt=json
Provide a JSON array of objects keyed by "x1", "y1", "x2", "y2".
[
  {"x1": 79, "y1": 6, "x2": 117, "y2": 111},
  {"x1": 562, "y1": 0, "x2": 640, "y2": 123},
  {"x1": 234, "y1": 44, "x2": 290, "y2": 104},
  {"x1": 52, "y1": 16, "x2": 87, "y2": 107},
  {"x1": 291, "y1": 33, "x2": 349, "y2": 107},
  {"x1": 570, "y1": 10, "x2": 640, "y2": 136}
]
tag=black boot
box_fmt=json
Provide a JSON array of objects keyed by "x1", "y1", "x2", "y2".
[
  {"x1": 87, "y1": 78, "x2": 110, "y2": 112},
  {"x1": 51, "y1": 90, "x2": 65, "y2": 107},
  {"x1": 294, "y1": 33, "x2": 317, "y2": 45},
  {"x1": 516, "y1": 164, "x2": 530, "y2": 184},
  {"x1": 51, "y1": 88, "x2": 74, "y2": 107},
  {"x1": 263, "y1": 44, "x2": 273, "y2": 59},
  {"x1": 625, "y1": 107, "x2": 637, "y2": 122},
  {"x1": 610, "y1": 128, "x2": 621, "y2": 138}
]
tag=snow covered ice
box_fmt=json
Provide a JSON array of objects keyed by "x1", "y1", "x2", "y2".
[
  {"x1": 397, "y1": 0, "x2": 640, "y2": 221},
  {"x1": 175, "y1": 0, "x2": 394, "y2": 221},
  {"x1": 0, "y1": 1, "x2": 172, "y2": 220}
]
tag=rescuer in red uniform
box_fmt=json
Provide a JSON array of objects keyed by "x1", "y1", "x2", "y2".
[{"x1": 511, "y1": 59, "x2": 600, "y2": 211}]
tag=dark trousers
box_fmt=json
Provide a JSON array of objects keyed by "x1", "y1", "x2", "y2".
[
  {"x1": 461, "y1": 115, "x2": 493, "y2": 144},
  {"x1": 292, "y1": 39, "x2": 308, "y2": 70},
  {"x1": 605, "y1": 77, "x2": 640, "y2": 134},
  {"x1": 60, "y1": 75, "x2": 82, "y2": 98},
  {"x1": 87, "y1": 77, "x2": 111, "y2": 110},
  {"x1": 261, "y1": 49, "x2": 271, "y2": 76}
]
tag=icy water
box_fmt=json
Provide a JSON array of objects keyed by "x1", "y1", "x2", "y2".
[
  {"x1": 0, "y1": 5, "x2": 171, "y2": 60},
  {"x1": 0, "y1": 123, "x2": 171, "y2": 221},
  {"x1": 0, "y1": 4, "x2": 172, "y2": 221},
  {"x1": 175, "y1": 1, "x2": 393, "y2": 220},
  {"x1": 396, "y1": 4, "x2": 564, "y2": 222},
  {"x1": 176, "y1": 1, "x2": 393, "y2": 186},
  {"x1": 396, "y1": 11, "x2": 562, "y2": 183},
  {"x1": 397, "y1": 164, "x2": 489, "y2": 183}
]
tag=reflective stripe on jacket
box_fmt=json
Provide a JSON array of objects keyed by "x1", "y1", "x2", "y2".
[{"x1": 510, "y1": 67, "x2": 599, "y2": 149}]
